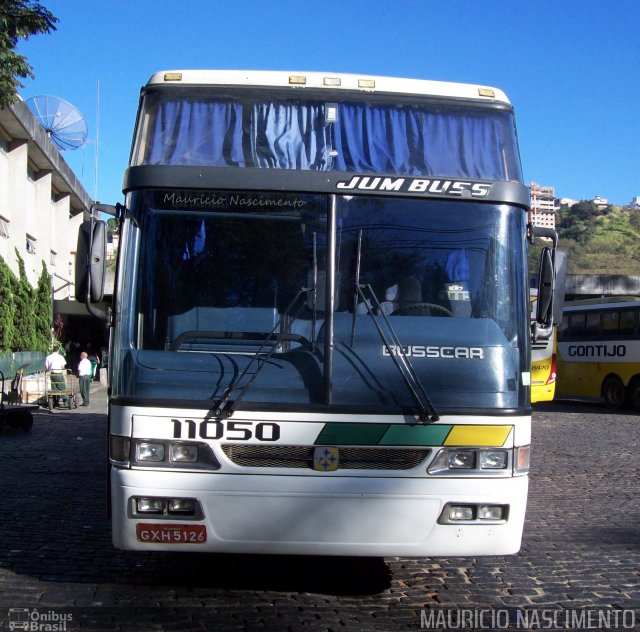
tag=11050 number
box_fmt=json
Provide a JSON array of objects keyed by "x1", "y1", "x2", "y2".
[{"x1": 171, "y1": 419, "x2": 281, "y2": 442}]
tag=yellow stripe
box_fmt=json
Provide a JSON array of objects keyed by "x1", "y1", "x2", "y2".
[{"x1": 444, "y1": 425, "x2": 511, "y2": 447}]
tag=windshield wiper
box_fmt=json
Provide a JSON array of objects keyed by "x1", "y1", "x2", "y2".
[
  {"x1": 349, "y1": 230, "x2": 439, "y2": 424},
  {"x1": 355, "y1": 283, "x2": 439, "y2": 424},
  {"x1": 210, "y1": 232, "x2": 320, "y2": 418}
]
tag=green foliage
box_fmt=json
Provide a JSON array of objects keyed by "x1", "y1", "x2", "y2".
[
  {"x1": 33, "y1": 260, "x2": 52, "y2": 351},
  {"x1": 556, "y1": 202, "x2": 640, "y2": 274},
  {"x1": 12, "y1": 248, "x2": 37, "y2": 351},
  {"x1": 0, "y1": 256, "x2": 16, "y2": 351},
  {"x1": 0, "y1": 1, "x2": 58, "y2": 108},
  {"x1": 106, "y1": 217, "x2": 119, "y2": 237},
  {"x1": 0, "y1": 252, "x2": 53, "y2": 352}
]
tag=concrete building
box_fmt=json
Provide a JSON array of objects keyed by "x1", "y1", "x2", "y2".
[
  {"x1": 593, "y1": 195, "x2": 608, "y2": 209},
  {"x1": 529, "y1": 182, "x2": 557, "y2": 229},
  {"x1": 0, "y1": 96, "x2": 93, "y2": 333},
  {"x1": 558, "y1": 197, "x2": 579, "y2": 208}
]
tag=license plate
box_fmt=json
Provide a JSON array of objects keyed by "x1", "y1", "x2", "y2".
[{"x1": 136, "y1": 523, "x2": 207, "y2": 544}]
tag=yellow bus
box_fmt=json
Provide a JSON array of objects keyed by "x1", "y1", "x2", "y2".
[
  {"x1": 530, "y1": 290, "x2": 557, "y2": 403},
  {"x1": 557, "y1": 297, "x2": 640, "y2": 409}
]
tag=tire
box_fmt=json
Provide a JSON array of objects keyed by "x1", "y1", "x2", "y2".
[
  {"x1": 47, "y1": 397, "x2": 53, "y2": 412},
  {"x1": 627, "y1": 377, "x2": 640, "y2": 411},
  {"x1": 602, "y1": 375, "x2": 626, "y2": 410}
]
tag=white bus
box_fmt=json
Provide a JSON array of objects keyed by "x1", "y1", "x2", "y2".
[
  {"x1": 78, "y1": 70, "x2": 558, "y2": 556},
  {"x1": 557, "y1": 297, "x2": 640, "y2": 409}
]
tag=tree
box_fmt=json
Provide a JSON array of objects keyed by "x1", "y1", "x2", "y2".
[
  {"x1": 0, "y1": 256, "x2": 16, "y2": 352},
  {"x1": 33, "y1": 259, "x2": 52, "y2": 351},
  {"x1": 12, "y1": 248, "x2": 37, "y2": 351},
  {"x1": 0, "y1": 0, "x2": 58, "y2": 109}
]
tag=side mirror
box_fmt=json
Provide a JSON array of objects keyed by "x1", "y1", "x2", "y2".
[
  {"x1": 530, "y1": 226, "x2": 559, "y2": 342},
  {"x1": 552, "y1": 250, "x2": 567, "y2": 325},
  {"x1": 75, "y1": 217, "x2": 107, "y2": 317}
]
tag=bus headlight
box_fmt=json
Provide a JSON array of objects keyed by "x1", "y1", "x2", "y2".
[
  {"x1": 168, "y1": 498, "x2": 196, "y2": 514},
  {"x1": 130, "y1": 496, "x2": 203, "y2": 519},
  {"x1": 449, "y1": 505, "x2": 475, "y2": 521},
  {"x1": 479, "y1": 450, "x2": 509, "y2": 469},
  {"x1": 448, "y1": 450, "x2": 476, "y2": 469},
  {"x1": 428, "y1": 448, "x2": 511, "y2": 475},
  {"x1": 478, "y1": 505, "x2": 506, "y2": 520},
  {"x1": 136, "y1": 442, "x2": 165, "y2": 462},
  {"x1": 170, "y1": 444, "x2": 198, "y2": 463},
  {"x1": 438, "y1": 503, "x2": 509, "y2": 524},
  {"x1": 129, "y1": 438, "x2": 221, "y2": 470},
  {"x1": 136, "y1": 497, "x2": 166, "y2": 513}
]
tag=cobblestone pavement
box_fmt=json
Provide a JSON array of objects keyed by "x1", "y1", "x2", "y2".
[{"x1": 0, "y1": 388, "x2": 639, "y2": 631}]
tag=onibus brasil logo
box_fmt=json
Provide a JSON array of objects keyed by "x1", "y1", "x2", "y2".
[{"x1": 8, "y1": 608, "x2": 72, "y2": 631}]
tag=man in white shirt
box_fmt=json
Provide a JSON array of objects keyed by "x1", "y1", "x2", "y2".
[
  {"x1": 45, "y1": 346, "x2": 69, "y2": 407},
  {"x1": 77, "y1": 351, "x2": 92, "y2": 406}
]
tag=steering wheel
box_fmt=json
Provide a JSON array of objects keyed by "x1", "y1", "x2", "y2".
[{"x1": 392, "y1": 302, "x2": 454, "y2": 317}]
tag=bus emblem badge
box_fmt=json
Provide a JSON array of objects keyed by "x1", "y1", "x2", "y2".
[{"x1": 313, "y1": 447, "x2": 339, "y2": 471}]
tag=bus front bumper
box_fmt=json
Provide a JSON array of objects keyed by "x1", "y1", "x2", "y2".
[{"x1": 112, "y1": 468, "x2": 528, "y2": 557}]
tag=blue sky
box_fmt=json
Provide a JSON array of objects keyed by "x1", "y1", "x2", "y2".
[{"x1": 16, "y1": 0, "x2": 640, "y2": 206}]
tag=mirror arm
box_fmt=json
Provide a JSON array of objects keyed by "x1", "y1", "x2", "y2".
[
  {"x1": 531, "y1": 321, "x2": 552, "y2": 342},
  {"x1": 529, "y1": 225, "x2": 558, "y2": 247},
  {"x1": 529, "y1": 224, "x2": 558, "y2": 250}
]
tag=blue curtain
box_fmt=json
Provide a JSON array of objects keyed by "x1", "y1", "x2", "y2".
[
  {"x1": 139, "y1": 96, "x2": 518, "y2": 181},
  {"x1": 332, "y1": 104, "x2": 505, "y2": 179},
  {"x1": 251, "y1": 103, "x2": 332, "y2": 170},
  {"x1": 146, "y1": 100, "x2": 244, "y2": 167}
]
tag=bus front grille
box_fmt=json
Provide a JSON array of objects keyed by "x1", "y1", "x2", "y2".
[{"x1": 221, "y1": 445, "x2": 431, "y2": 470}]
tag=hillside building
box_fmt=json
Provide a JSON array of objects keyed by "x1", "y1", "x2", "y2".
[
  {"x1": 529, "y1": 182, "x2": 557, "y2": 229},
  {"x1": 593, "y1": 195, "x2": 608, "y2": 209}
]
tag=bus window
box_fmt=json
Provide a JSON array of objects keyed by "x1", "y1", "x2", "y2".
[
  {"x1": 569, "y1": 313, "x2": 586, "y2": 338},
  {"x1": 620, "y1": 310, "x2": 636, "y2": 336},
  {"x1": 585, "y1": 312, "x2": 601, "y2": 337},
  {"x1": 602, "y1": 311, "x2": 619, "y2": 337}
]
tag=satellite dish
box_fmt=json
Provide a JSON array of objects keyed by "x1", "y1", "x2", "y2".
[{"x1": 26, "y1": 95, "x2": 88, "y2": 151}]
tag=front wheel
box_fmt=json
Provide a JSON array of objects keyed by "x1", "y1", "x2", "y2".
[
  {"x1": 602, "y1": 376, "x2": 626, "y2": 410},
  {"x1": 627, "y1": 377, "x2": 640, "y2": 411}
]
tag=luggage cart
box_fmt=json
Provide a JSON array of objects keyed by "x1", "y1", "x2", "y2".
[
  {"x1": 0, "y1": 369, "x2": 37, "y2": 432},
  {"x1": 44, "y1": 369, "x2": 78, "y2": 411}
]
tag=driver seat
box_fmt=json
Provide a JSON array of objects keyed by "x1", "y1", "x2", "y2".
[{"x1": 381, "y1": 277, "x2": 422, "y2": 315}]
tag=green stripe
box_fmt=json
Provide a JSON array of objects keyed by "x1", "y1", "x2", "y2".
[
  {"x1": 315, "y1": 423, "x2": 390, "y2": 445},
  {"x1": 314, "y1": 423, "x2": 453, "y2": 446},
  {"x1": 380, "y1": 424, "x2": 452, "y2": 446}
]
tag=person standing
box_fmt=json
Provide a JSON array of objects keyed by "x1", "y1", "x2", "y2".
[
  {"x1": 45, "y1": 346, "x2": 68, "y2": 407},
  {"x1": 86, "y1": 343, "x2": 101, "y2": 382},
  {"x1": 77, "y1": 351, "x2": 92, "y2": 407}
]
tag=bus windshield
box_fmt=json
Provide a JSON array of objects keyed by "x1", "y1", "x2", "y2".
[{"x1": 113, "y1": 190, "x2": 528, "y2": 412}]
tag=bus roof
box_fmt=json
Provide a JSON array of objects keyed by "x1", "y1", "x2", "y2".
[{"x1": 145, "y1": 70, "x2": 512, "y2": 105}]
